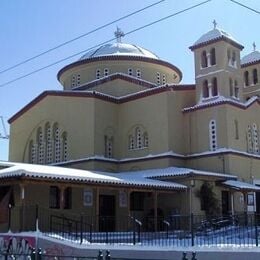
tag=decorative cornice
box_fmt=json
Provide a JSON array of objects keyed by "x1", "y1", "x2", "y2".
[
  {"x1": 241, "y1": 59, "x2": 260, "y2": 68},
  {"x1": 74, "y1": 73, "x2": 157, "y2": 91},
  {"x1": 189, "y1": 36, "x2": 244, "y2": 51},
  {"x1": 183, "y1": 96, "x2": 260, "y2": 113},
  {"x1": 57, "y1": 55, "x2": 182, "y2": 82},
  {"x1": 54, "y1": 148, "x2": 260, "y2": 167},
  {"x1": 9, "y1": 84, "x2": 195, "y2": 124}
]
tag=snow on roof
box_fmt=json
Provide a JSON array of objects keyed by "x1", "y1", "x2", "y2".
[
  {"x1": 190, "y1": 28, "x2": 243, "y2": 50},
  {"x1": 106, "y1": 167, "x2": 236, "y2": 181},
  {"x1": 183, "y1": 96, "x2": 259, "y2": 112},
  {"x1": 0, "y1": 162, "x2": 186, "y2": 190},
  {"x1": 241, "y1": 50, "x2": 260, "y2": 66},
  {"x1": 222, "y1": 180, "x2": 260, "y2": 191},
  {"x1": 79, "y1": 43, "x2": 159, "y2": 60}
]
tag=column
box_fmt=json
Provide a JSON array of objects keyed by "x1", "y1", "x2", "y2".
[
  {"x1": 95, "y1": 187, "x2": 99, "y2": 231},
  {"x1": 19, "y1": 184, "x2": 25, "y2": 231},
  {"x1": 59, "y1": 186, "x2": 65, "y2": 209},
  {"x1": 153, "y1": 191, "x2": 158, "y2": 232},
  {"x1": 230, "y1": 192, "x2": 234, "y2": 215}
]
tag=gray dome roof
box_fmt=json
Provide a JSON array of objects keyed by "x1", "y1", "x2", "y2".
[
  {"x1": 241, "y1": 50, "x2": 260, "y2": 66},
  {"x1": 79, "y1": 42, "x2": 159, "y2": 60}
]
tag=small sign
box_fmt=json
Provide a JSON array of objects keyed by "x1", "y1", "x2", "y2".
[
  {"x1": 83, "y1": 189, "x2": 93, "y2": 206},
  {"x1": 119, "y1": 191, "x2": 127, "y2": 207},
  {"x1": 247, "y1": 194, "x2": 254, "y2": 206}
]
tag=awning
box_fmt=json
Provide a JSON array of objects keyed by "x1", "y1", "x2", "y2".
[{"x1": 221, "y1": 180, "x2": 260, "y2": 192}]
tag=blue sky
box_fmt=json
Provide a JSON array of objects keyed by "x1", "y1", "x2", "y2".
[{"x1": 0, "y1": 0, "x2": 259, "y2": 161}]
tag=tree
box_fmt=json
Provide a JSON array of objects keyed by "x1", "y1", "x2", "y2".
[{"x1": 197, "y1": 182, "x2": 220, "y2": 216}]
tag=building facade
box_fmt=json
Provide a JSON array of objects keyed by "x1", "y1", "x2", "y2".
[{"x1": 1, "y1": 25, "x2": 260, "y2": 232}]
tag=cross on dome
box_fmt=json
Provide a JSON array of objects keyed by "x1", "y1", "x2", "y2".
[
  {"x1": 253, "y1": 42, "x2": 256, "y2": 51},
  {"x1": 114, "y1": 27, "x2": 125, "y2": 43},
  {"x1": 213, "y1": 20, "x2": 217, "y2": 29}
]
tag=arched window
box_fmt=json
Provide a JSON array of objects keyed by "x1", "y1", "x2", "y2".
[
  {"x1": 37, "y1": 127, "x2": 44, "y2": 164},
  {"x1": 71, "y1": 75, "x2": 76, "y2": 87},
  {"x1": 244, "y1": 71, "x2": 249, "y2": 86},
  {"x1": 247, "y1": 125, "x2": 253, "y2": 153},
  {"x1": 234, "y1": 120, "x2": 239, "y2": 140},
  {"x1": 136, "y1": 69, "x2": 141, "y2": 78},
  {"x1": 231, "y1": 51, "x2": 236, "y2": 67},
  {"x1": 96, "y1": 69, "x2": 101, "y2": 79},
  {"x1": 234, "y1": 80, "x2": 239, "y2": 98},
  {"x1": 156, "y1": 72, "x2": 161, "y2": 85},
  {"x1": 128, "y1": 126, "x2": 149, "y2": 150},
  {"x1": 77, "y1": 74, "x2": 81, "y2": 86},
  {"x1": 143, "y1": 132, "x2": 149, "y2": 148},
  {"x1": 53, "y1": 123, "x2": 61, "y2": 163},
  {"x1": 104, "y1": 135, "x2": 113, "y2": 158},
  {"x1": 229, "y1": 78, "x2": 233, "y2": 97},
  {"x1": 253, "y1": 69, "x2": 258, "y2": 85},
  {"x1": 45, "y1": 123, "x2": 53, "y2": 164},
  {"x1": 210, "y1": 48, "x2": 216, "y2": 65},
  {"x1": 202, "y1": 80, "x2": 209, "y2": 98},
  {"x1": 227, "y1": 49, "x2": 231, "y2": 65},
  {"x1": 162, "y1": 74, "x2": 166, "y2": 85},
  {"x1": 201, "y1": 50, "x2": 208, "y2": 68},
  {"x1": 209, "y1": 120, "x2": 217, "y2": 151},
  {"x1": 29, "y1": 140, "x2": 37, "y2": 164},
  {"x1": 104, "y1": 68, "x2": 109, "y2": 77},
  {"x1": 62, "y1": 132, "x2": 68, "y2": 161},
  {"x1": 129, "y1": 135, "x2": 134, "y2": 150},
  {"x1": 136, "y1": 127, "x2": 142, "y2": 149},
  {"x1": 211, "y1": 77, "x2": 218, "y2": 96},
  {"x1": 128, "y1": 68, "x2": 133, "y2": 76},
  {"x1": 252, "y1": 123, "x2": 259, "y2": 154},
  {"x1": 28, "y1": 122, "x2": 68, "y2": 164}
]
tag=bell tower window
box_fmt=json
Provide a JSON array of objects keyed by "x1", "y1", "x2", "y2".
[
  {"x1": 202, "y1": 80, "x2": 209, "y2": 98},
  {"x1": 253, "y1": 69, "x2": 258, "y2": 85},
  {"x1": 201, "y1": 50, "x2": 208, "y2": 68},
  {"x1": 210, "y1": 48, "x2": 216, "y2": 65},
  {"x1": 229, "y1": 78, "x2": 234, "y2": 97},
  {"x1": 211, "y1": 77, "x2": 218, "y2": 96},
  {"x1": 244, "y1": 71, "x2": 249, "y2": 86}
]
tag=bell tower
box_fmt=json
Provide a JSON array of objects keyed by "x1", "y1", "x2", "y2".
[{"x1": 190, "y1": 21, "x2": 244, "y2": 104}]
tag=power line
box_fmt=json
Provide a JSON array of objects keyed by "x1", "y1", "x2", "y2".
[
  {"x1": 0, "y1": 116, "x2": 9, "y2": 140},
  {"x1": 229, "y1": 0, "x2": 260, "y2": 15},
  {"x1": 0, "y1": 0, "x2": 212, "y2": 88},
  {"x1": 0, "y1": 0, "x2": 165, "y2": 75}
]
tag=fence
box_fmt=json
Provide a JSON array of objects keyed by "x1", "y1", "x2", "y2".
[
  {"x1": 0, "y1": 250, "x2": 198, "y2": 260},
  {"x1": 1, "y1": 205, "x2": 260, "y2": 247},
  {"x1": 0, "y1": 249, "x2": 111, "y2": 260}
]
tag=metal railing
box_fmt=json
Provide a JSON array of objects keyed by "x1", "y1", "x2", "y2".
[
  {"x1": 0, "y1": 248, "x2": 111, "y2": 260},
  {"x1": 2, "y1": 205, "x2": 260, "y2": 247}
]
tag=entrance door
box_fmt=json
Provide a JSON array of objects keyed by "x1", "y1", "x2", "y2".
[
  {"x1": 99, "y1": 195, "x2": 115, "y2": 232},
  {"x1": 256, "y1": 192, "x2": 260, "y2": 214},
  {"x1": 221, "y1": 191, "x2": 230, "y2": 215}
]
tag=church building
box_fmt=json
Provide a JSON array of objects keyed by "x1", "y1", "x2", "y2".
[{"x1": 1, "y1": 23, "x2": 260, "y2": 232}]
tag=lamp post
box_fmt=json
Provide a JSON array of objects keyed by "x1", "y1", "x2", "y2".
[{"x1": 190, "y1": 179, "x2": 195, "y2": 215}]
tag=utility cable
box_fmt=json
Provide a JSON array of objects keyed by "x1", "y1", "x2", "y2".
[
  {"x1": 229, "y1": 0, "x2": 260, "y2": 15},
  {"x1": 0, "y1": 0, "x2": 165, "y2": 75},
  {"x1": 0, "y1": 0, "x2": 212, "y2": 88}
]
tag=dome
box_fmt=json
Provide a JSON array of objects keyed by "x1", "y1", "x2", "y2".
[
  {"x1": 241, "y1": 50, "x2": 260, "y2": 66},
  {"x1": 79, "y1": 42, "x2": 159, "y2": 60}
]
